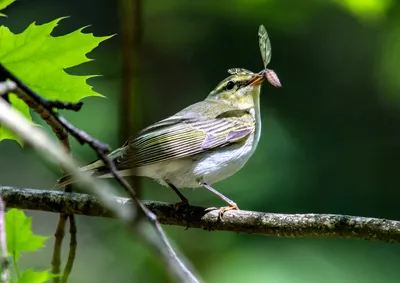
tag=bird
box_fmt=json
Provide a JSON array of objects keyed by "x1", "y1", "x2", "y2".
[{"x1": 56, "y1": 25, "x2": 281, "y2": 217}]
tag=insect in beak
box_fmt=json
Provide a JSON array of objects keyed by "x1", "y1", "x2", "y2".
[
  {"x1": 246, "y1": 68, "x2": 282, "y2": 88},
  {"x1": 264, "y1": 68, "x2": 282, "y2": 88}
]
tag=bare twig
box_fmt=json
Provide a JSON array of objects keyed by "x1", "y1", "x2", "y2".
[
  {"x1": 52, "y1": 187, "x2": 76, "y2": 283},
  {"x1": 0, "y1": 64, "x2": 109, "y2": 154},
  {"x1": 60, "y1": 215, "x2": 77, "y2": 283},
  {"x1": 51, "y1": 188, "x2": 76, "y2": 283},
  {"x1": 0, "y1": 197, "x2": 10, "y2": 283},
  {"x1": 51, "y1": 214, "x2": 67, "y2": 282},
  {"x1": 0, "y1": 97, "x2": 201, "y2": 283},
  {"x1": 0, "y1": 65, "x2": 83, "y2": 112},
  {"x1": 0, "y1": 187, "x2": 399, "y2": 244}
]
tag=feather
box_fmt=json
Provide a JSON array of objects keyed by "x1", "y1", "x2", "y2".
[{"x1": 114, "y1": 112, "x2": 255, "y2": 170}]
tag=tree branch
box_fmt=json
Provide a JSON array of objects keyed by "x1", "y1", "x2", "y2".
[
  {"x1": 60, "y1": 215, "x2": 77, "y2": 283},
  {"x1": 0, "y1": 97, "x2": 200, "y2": 283},
  {"x1": 51, "y1": 214, "x2": 67, "y2": 281},
  {"x1": 1, "y1": 187, "x2": 399, "y2": 243}
]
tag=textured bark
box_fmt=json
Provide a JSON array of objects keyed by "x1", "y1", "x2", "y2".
[{"x1": 1, "y1": 187, "x2": 399, "y2": 243}]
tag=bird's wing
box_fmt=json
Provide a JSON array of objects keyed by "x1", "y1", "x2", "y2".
[{"x1": 114, "y1": 111, "x2": 255, "y2": 170}]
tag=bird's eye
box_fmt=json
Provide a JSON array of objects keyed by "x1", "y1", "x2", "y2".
[{"x1": 226, "y1": 81, "x2": 235, "y2": 90}]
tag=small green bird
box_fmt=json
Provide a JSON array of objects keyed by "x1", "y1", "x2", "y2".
[{"x1": 57, "y1": 25, "x2": 281, "y2": 216}]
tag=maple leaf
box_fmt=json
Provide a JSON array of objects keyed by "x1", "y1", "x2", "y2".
[
  {"x1": 5, "y1": 209, "x2": 49, "y2": 261},
  {"x1": 0, "y1": 0, "x2": 15, "y2": 17},
  {"x1": 16, "y1": 269, "x2": 56, "y2": 283},
  {"x1": 0, "y1": 17, "x2": 113, "y2": 144}
]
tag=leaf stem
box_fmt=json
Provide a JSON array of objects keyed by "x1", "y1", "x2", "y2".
[{"x1": 13, "y1": 252, "x2": 20, "y2": 280}]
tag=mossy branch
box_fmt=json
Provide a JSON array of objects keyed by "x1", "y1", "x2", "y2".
[{"x1": 1, "y1": 187, "x2": 399, "y2": 243}]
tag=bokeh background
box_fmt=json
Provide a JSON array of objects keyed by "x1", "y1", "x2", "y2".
[{"x1": 1, "y1": 0, "x2": 400, "y2": 282}]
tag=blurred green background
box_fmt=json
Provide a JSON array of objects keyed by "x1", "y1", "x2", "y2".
[{"x1": 1, "y1": 0, "x2": 400, "y2": 282}]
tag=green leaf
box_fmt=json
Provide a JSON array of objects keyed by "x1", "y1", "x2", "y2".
[
  {"x1": 0, "y1": 95, "x2": 30, "y2": 146},
  {"x1": 0, "y1": 17, "x2": 113, "y2": 143},
  {"x1": 18, "y1": 269, "x2": 55, "y2": 283},
  {"x1": 0, "y1": 0, "x2": 15, "y2": 17},
  {"x1": 5, "y1": 209, "x2": 49, "y2": 261},
  {"x1": 332, "y1": 0, "x2": 393, "y2": 22}
]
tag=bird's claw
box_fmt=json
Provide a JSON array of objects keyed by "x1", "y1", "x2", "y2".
[
  {"x1": 205, "y1": 203, "x2": 240, "y2": 220},
  {"x1": 174, "y1": 199, "x2": 189, "y2": 211}
]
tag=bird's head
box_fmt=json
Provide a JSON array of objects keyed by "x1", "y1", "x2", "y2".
[{"x1": 206, "y1": 73, "x2": 265, "y2": 109}]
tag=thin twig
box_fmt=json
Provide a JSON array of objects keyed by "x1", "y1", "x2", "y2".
[
  {"x1": 0, "y1": 187, "x2": 400, "y2": 244},
  {"x1": 0, "y1": 65, "x2": 82, "y2": 112},
  {"x1": 0, "y1": 65, "x2": 108, "y2": 151},
  {"x1": 0, "y1": 197, "x2": 10, "y2": 283},
  {"x1": 52, "y1": 187, "x2": 76, "y2": 283},
  {"x1": 60, "y1": 215, "x2": 77, "y2": 283},
  {"x1": 0, "y1": 97, "x2": 201, "y2": 283},
  {"x1": 51, "y1": 214, "x2": 67, "y2": 282}
]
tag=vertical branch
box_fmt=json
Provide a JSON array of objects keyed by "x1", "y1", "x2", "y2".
[
  {"x1": 21, "y1": 82, "x2": 79, "y2": 282},
  {"x1": 51, "y1": 214, "x2": 67, "y2": 282},
  {"x1": 119, "y1": 0, "x2": 142, "y2": 196},
  {"x1": 50, "y1": 124, "x2": 76, "y2": 283},
  {"x1": 0, "y1": 197, "x2": 9, "y2": 283},
  {"x1": 60, "y1": 215, "x2": 77, "y2": 283}
]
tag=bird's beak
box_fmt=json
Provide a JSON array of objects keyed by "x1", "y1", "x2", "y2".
[{"x1": 247, "y1": 74, "x2": 265, "y2": 86}]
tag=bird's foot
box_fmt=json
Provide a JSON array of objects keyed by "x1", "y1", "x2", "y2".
[
  {"x1": 174, "y1": 199, "x2": 189, "y2": 211},
  {"x1": 205, "y1": 203, "x2": 239, "y2": 220}
]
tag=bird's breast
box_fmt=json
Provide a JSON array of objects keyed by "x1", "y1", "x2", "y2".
[{"x1": 192, "y1": 132, "x2": 257, "y2": 185}]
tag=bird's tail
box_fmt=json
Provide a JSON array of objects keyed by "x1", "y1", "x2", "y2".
[
  {"x1": 55, "y1": 174, "x2": 75, "y2": 188},
  {"x1": 54, "y1": 158, "x2": 107, "y2": 189}
]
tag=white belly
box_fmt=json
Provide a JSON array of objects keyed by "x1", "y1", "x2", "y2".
[{"x1": 190, "y1": 134, "x2": 256, "y2": 186}]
